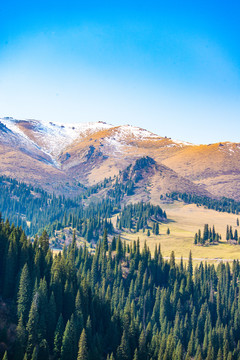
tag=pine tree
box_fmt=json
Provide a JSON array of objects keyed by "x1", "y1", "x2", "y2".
[
  {"x1": 133, "y1": 348, "x2": 138, "y2": 360},
  {"x1": 2, "y1": 351, "x2": 8, "y2": 360},
  {"x1": 31, "y1": 347, "x2": 38, "y2": 360},
  {"x1": 117, "y1": 330, "x2": 130, "y2": 360},
  {"x1": 60, "y1": 315, "x2": 76, "y2": 360},
  {"x1": 17, "y1": 264, "x2": 32, "y2": 324},
  {"x1": 187, "y1": 251, "x2": 193, "y2": 276},
  {"x1": 77, "y1": 328, "x2": 88, "y2": 360},
  {"x1": 226, "y1": 225, "x2": 230, "y2": 240},
  {"x1": 26, "y1": 293, "x2": 39, "y2": 358},
  {"x1": 203, "y1": 224, "x2": 209, "y2": 242},
  {"x1": 47, "y1": 292, "x2": 57, "y2": 349},
  {"x1": 15, "y1": 315, "x2": 27, "y2": 360},
  {"x1": 39, "y1": 230, "x2": 49, "y2": 255},
  {"x1": 53, "y1": 314, "x2": 65, "y2": 360},
  {"x1": 194, "y1": 233, "x2": 198, "y2": 244},
  {"x1": 102, "y1": 228, "x2": 108, "y2": 252}
]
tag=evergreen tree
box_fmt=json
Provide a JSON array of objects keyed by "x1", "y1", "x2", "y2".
[
  {"x1": 77, "y1": 328, "x2": 88, "y2": 360},
  {"x1": 60, "y1": 316, "x2": 76, "y2": 360},
  {"x1": 53, "y1": 314, "x2": 65, "y2": 360},
  {"x1": 17, "y1": 264, "x2": 32, "y2": 324},
  {"x1": 39, "y1": 230, "x2": 49, "y2": 255},
  {"x1": 15, "y1": 315, "x2": 27, "y2": 360},
  {"x1": 26, "y1": 293, "x2": 39, "y2": 358},
  {"x1": 102, "y1": 228, "x2": 108, "y2": 252},
  {"x1": 2, "y1": 351, "x2": 8, "y2": 360}
]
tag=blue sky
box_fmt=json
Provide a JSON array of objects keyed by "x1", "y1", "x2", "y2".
[{"x1": 0, "y1": 1, "x2": 240, "y2": 144}]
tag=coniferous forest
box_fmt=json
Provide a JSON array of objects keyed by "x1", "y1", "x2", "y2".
[
  {"x1": 1, "y1": 215, "x2": 240, "y2": 360},
  {"x1": 0, "y1": 175, "x2": 165, "y2": 244}
]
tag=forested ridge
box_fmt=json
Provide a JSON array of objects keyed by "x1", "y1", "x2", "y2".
[
  {"x1": 168, "y1": 192, "x2": 240, "y2": 214},
  {"x1": 1, "y1": 216, "x2": 240, "y2": 359},
  {"x1": 0, "y1": 175, "x2": 165, "y2": 245}
]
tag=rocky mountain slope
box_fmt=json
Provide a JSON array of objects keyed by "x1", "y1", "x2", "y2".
[{"x1": 0, "y1": 117, "x2": 239, "y2": 200}]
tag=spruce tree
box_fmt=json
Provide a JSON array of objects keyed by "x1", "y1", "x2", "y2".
[
  {"x1": 53, "y1": 314, "x2": 65, "y2": 360},
  {"x1": 102, "y1": 228, "x2": 108, "y2": 252},
  {"x1": 77, "y1": 328, "x2": 88, "y2": 360},
  {"x1": 26, "y1": 293, "x2": 39, "y2": 359},
  {"x1": 17, "y1": 264, "x2": 32, "y2": 324},
  {"x1": 39, "y1": 230, "x2": 49, "y2": 255},
  {"x1": 60, "y1": 315, "x2": 76, "y2": 360},
  {"x1": 15, "y1": 314, "x2": 27, "y2": 360},
  {"x1": 2, "y1": 351, "x2": 8, "y2": 360},
  {"x1": 31, "y1": 347, "x2": 38, "y2": 360},
  {"x1": 187, "y1": 251, "x2": 193, "y2": 276}
]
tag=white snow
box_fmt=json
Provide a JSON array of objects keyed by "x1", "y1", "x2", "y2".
[
  {"x1": 173, "y1": 139, "x2": 193, "y2": 146},
  {"x1": 0, "y1": 118, "x2": 114, "y2": 159},
  {"x1": 0, "y1": 117, "x2": 195, "y2": 163},
  {"x1": 114, "y1": 125, "x2": 159, "y2": 140}
]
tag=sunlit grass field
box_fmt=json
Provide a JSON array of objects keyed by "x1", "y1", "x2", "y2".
[{"x1": 120, "y1": 201, "x2": 240, "y2": 264}]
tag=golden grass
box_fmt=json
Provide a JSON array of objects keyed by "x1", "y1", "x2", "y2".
[{"x1": 119, "y1": 201, "x2": 240, "y2": 263}]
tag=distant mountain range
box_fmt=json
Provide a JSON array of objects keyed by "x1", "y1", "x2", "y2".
[{"x1": 1, "y1": 117, "x2": 240, "y2": 200}]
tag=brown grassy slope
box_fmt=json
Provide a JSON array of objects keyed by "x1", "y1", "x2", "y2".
[
  {"x1": 0, "y1": 144, "x2": 82, "y2": 195},
  {"x1": 1, "y1": 120, "x2": 240, "y2": 200},
  {"x1": 162, "y1": 142, "x2": 240, "y2": 199}
]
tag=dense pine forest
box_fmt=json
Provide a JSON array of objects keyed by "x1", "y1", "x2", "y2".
[
  {"x1": 0, "y1": 175, "x2": 165, "y2": 245},
  {"x1": 168, "y1": 192, "x2": 240, "y2": 214},
  {"x1": 117, "y1": 203, "x2": 167, "y2": 232},
  {"x1": 1, "y1": 215, "x2": 240, "y2": 360}
]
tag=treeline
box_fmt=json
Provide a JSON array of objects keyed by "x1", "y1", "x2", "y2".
[
  {"x1": 167, "y1": 192, "x2": 240, "y2": 214},
  {"x1": 194, "y1": 224, "x2": 221, "y2": 245},
  {"x1": 2, "y1": 217, "x2": 240, "y2": 359},
  {"x1": 116, "y1": 202, "x2": 166, "y2": 233}
]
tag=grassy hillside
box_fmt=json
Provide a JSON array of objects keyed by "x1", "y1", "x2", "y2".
[{"x1": 119, "y1": 200, "x2": 240, "y2": 263}]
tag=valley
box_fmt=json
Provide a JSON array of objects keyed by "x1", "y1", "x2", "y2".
[
  {"x1": 1, "y1": 117, "x2": 240, "y2": 360},
  {"x1": 1, "y1": 117, "x2": 240, "y2": 263}
]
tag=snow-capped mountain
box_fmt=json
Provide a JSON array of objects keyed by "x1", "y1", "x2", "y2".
[{"x1": 0, "y1": 117, "x2": 240, "y2": 201}]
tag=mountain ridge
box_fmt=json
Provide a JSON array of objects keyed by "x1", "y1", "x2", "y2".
[{"x1": 0, "y1": 117, "x2": 239, "y2": 200}]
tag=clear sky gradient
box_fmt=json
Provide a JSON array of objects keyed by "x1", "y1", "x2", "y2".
[{"x1": 0, "y1": 1, "x2": 240, "y2": 144}]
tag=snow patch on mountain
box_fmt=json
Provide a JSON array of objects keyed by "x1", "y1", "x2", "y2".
[
  {"x1": 1, "y1": 118, "x2": 114, "y2": 158},
  {"x1": 1, "y1": 117, "x2": 193, "y2": 164}
]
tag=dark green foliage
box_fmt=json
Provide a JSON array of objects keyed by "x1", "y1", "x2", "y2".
[
  {"x1": 17, "y1": 264, "x2": 31, "y2": 324},
  {"x1": 53, "y1": 314, "x2": 65, "y2": 359},
  {"x1": 226, "y1": 224, "x2": 239, "y2": 243},
  {"x1": 0, "y1": 176, "x2": 115, "y2": 242},
  {"x1": 117, "y1": 202, "x2": 166, "y2": 232},
  {"x1": 77, "y1": 328, "x2": 88, "y2": 360},
  {"x1": 2, "y1": 217, "x2": 240, "y2": 359},
  {"x1": 2, "y1": 351, "x2": 8, "y2": 360},
  {"x1": 194, "y1": 224, "x2": 221, "y2": 245},
  {"x1": 168, "y1": 192, "x2": 240, "y2": 214}
]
